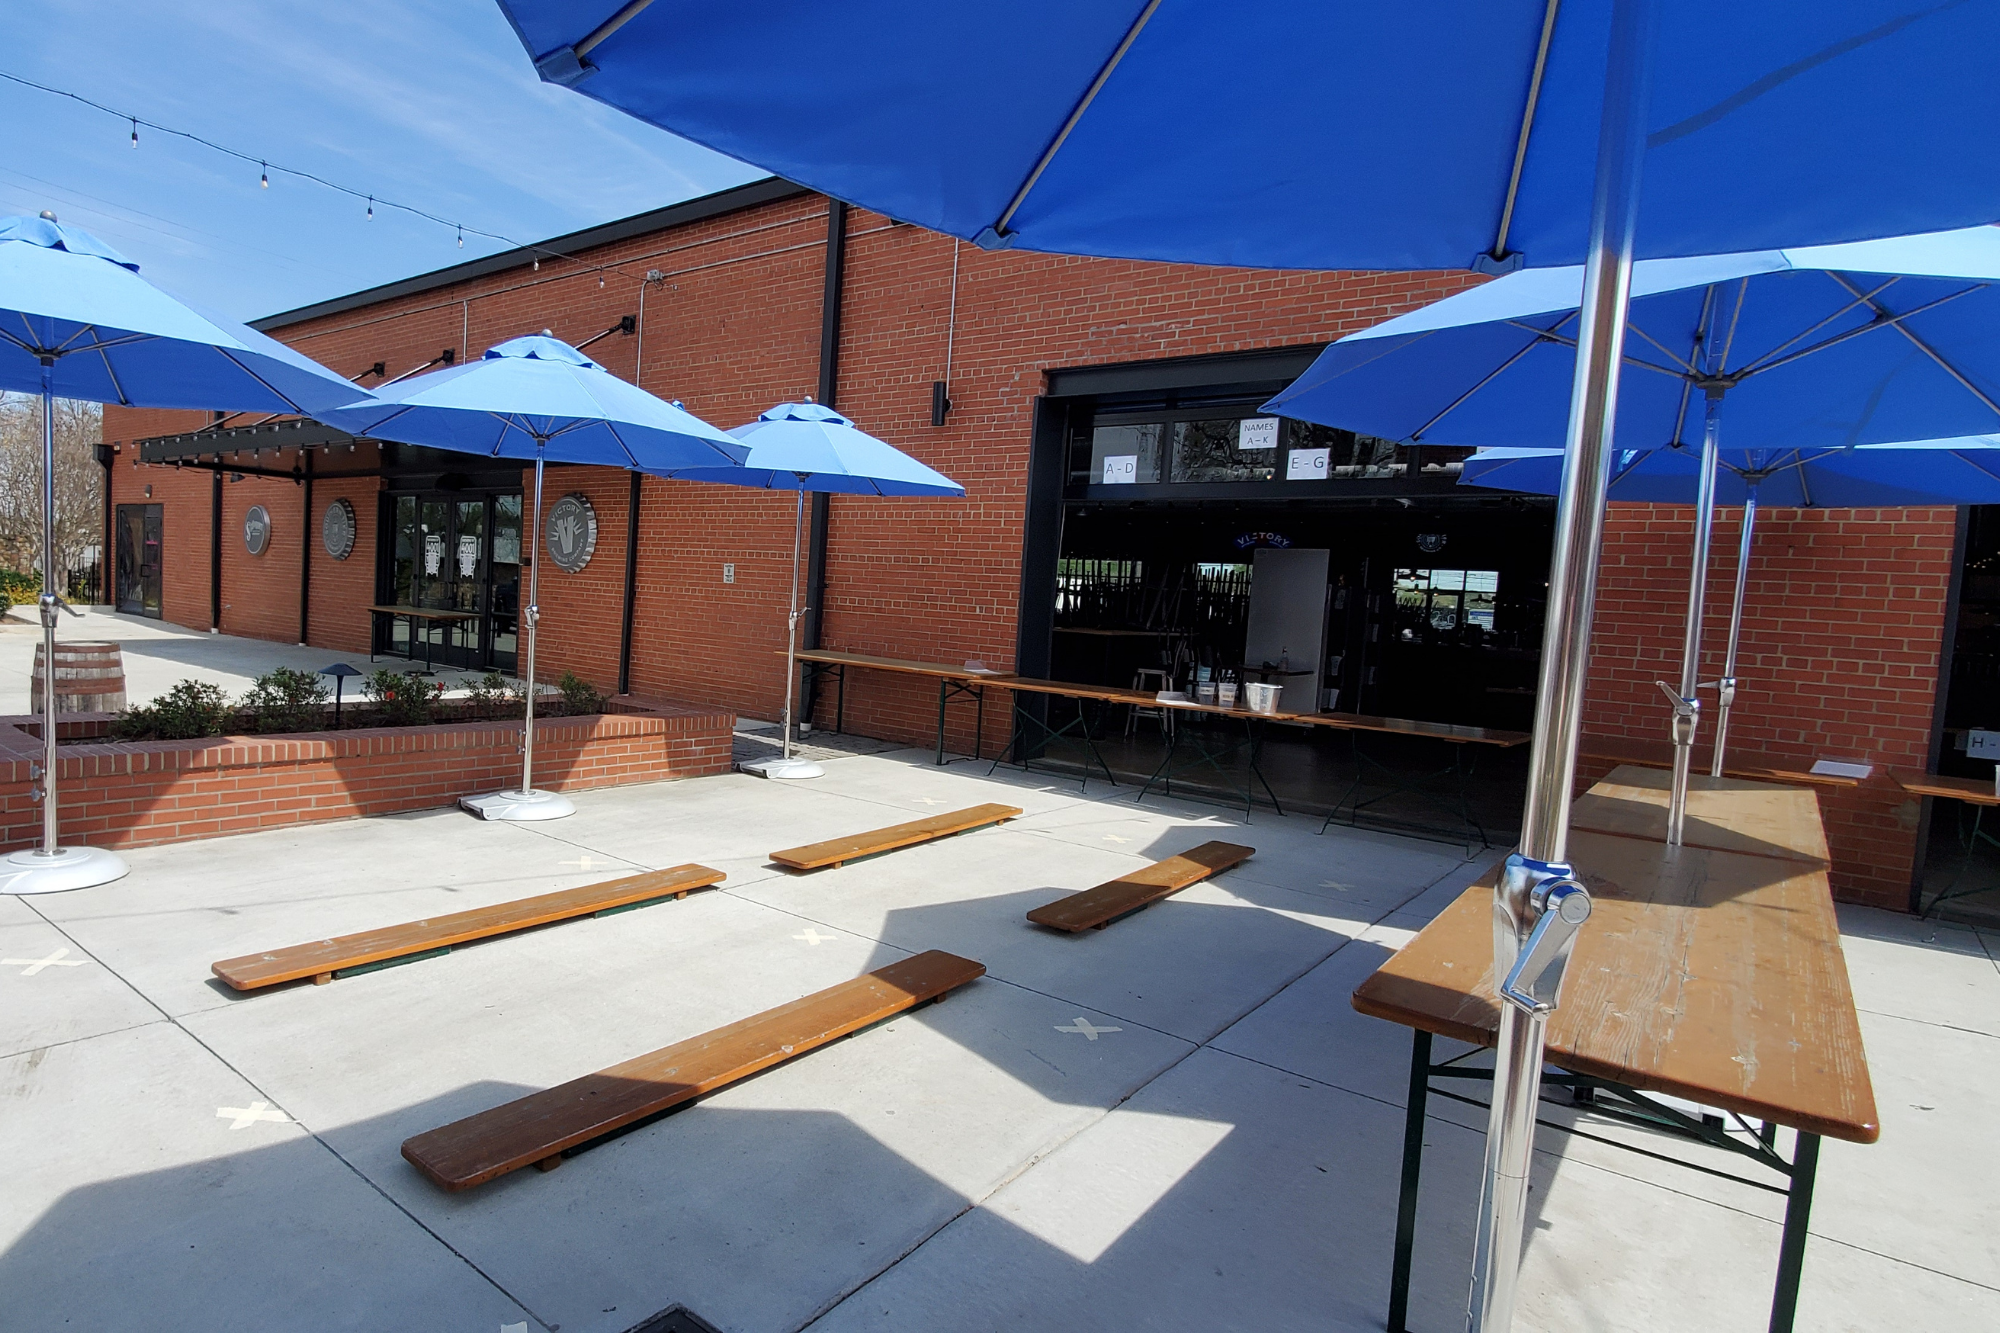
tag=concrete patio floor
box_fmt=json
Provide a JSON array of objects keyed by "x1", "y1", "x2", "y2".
[{"x1": 1, "y1": 743, "x2": 1993, "y2": 1331}]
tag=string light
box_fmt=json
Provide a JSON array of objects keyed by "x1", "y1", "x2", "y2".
[{"x1": 3, "y1": 68, "x2": 653, "y2": 278}]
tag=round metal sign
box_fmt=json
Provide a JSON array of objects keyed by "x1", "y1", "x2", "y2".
[
  {"x1": 322, "y1": 498, "x2": 356, "y2": 561},
  {"x1": 243, "y1": 505, "x2": 271, "y2": 556},
  {"x1": 545, "y1": 492, "x2": 598, "y2": 573}
]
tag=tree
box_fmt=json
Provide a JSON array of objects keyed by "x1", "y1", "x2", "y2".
[{"x1": 0, "y1": 393, "x2": 104, "y2": 597}]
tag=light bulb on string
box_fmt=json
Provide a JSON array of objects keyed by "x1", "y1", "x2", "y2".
[
  {"x1": 456, "y1": 224, "x2": 463, "y2": 249},
  {"x1": 260, "y1": 162, "x2": 268, "y2": 189},
  {"x1": 129, "y1": 118, "x2": 138, "y2": 148},
  {"x1": 366, "y1": 196, "x2": 374, "y2": 220}
]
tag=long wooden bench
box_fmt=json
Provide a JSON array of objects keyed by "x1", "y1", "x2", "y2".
[
  {"x1": 769, "y1": 802, "x2": 1022, "y2": 870},
  {"x1": 1026, "y1": 841, "x2": 1255, "y2": 932},
  {"x1": 211, "y1": 863, "x2": 726, "y2": 991},
  {"x1": 401, "y1": 949, "x2": 985, "y2": 1191}
]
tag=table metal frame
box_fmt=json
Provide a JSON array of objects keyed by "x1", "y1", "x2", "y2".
[
  {"x1": 1388, "y1": 1029, "x2": 1821, "y2": 1333},
  {"x1": 1321, "y1": 730, "x2": 1491, "y2": 851},
  {"x1": 991, "y1": 691, "x2": 1119, "y2": 791},
  {"x1": 368, "y1": 605, "x2": 479, "y2": 673},
  {"x1": 1925, "y1": 800, "x2": 2000, "y2": 917},
  {"x1": 1134, "y1": 710, "x2": 1283, "y2": 821},
  {"x1": 796, "y1": 657, "x2": 993, "y2": 767}
]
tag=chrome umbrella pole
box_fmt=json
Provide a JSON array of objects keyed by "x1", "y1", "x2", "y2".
[
  {"x1": 781, "y1": 482, "x2": 805, "y2": 762},
  {"x1": 36, "y1": 359, "x2": 61, "y2": 856},
  {"x1": 1710, "y1": 485, "x2": 1759, "y2": 776},
  {"x1": 1467, "y1": 1, "x2": 1653, "y2": 1327},
  {"x1": 518, "y1": 446, "x2": 546, "y2": 795},
  {"x1": 1662, "y1": 390, "x2": 1723, "y2": 844}
]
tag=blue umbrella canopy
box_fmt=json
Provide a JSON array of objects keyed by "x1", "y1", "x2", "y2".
[
  {"x1": 656, "y1": 402, "x2": 964, "y2": 496},
  {"x1": 1265, "y1": 226, "x2": 2000, "y2": 452},
  {"x1": 1461, "y1": 440, "x2": 2000, "y2": 507},
  {"x1": 0, "y1": 214, "x2": 374, "y2": 414},
  {"x1": 496, "y1": 2, "x2": 2000, "y2": 270},
  {"x1": 319, "y1": 334, "x2": 744, "y2": 468}
]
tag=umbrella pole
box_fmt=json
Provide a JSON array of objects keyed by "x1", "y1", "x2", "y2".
[
  {"x1": 1710, "y1": 488, "x2": 1758, "y2": 776},
  {"x1": 782, "y1": 486, "x2": 805, "y2": 761},
  {"x1": 37, "y1": 365, "x2": 60, "y2": 857},
  {"x1": 1664, "y1": 395, "x2": 1723, "y2": 844},
  {"x1": 1469, "y1": 2, "x2": 1652, "y2": 1329},
  {"x1": 520, "y1": 449, "x2": 544, "y2": 795}
]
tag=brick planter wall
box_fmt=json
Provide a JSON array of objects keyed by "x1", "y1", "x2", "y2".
[{"x1": 0, "y1": 696, "x2": 734, "y2": 852}]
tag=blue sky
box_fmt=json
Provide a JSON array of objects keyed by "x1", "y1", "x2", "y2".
[{"x1": 0, "y1": 1, "x2": 763, "y2": 321}]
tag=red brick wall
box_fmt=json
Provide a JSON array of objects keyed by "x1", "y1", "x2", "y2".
[
  {"x1": 0, "y1": 698, "x2": 733, "y2": 851},
  {"x1": 99, "y1": 189, "x2": 1959, "y2": 906},
  {"x1": 1583, "y1": 503, "x2": 1956, "y2": 907}
]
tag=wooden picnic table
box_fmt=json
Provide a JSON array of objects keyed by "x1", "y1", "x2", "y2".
[
  {"x1": 790, "y1": 649, "x2": 1008, "y2": 765},
  {"x1": 1289, "y1": 709, "x2": 1529, "y2": 847},
  {"x1": 369, "y1": 604, "x2": 480, "y2": 671},
  {"x1": 1890, "y1": 769, "x2": 2000, "y2": 915},
  {"x1": 1352, "y1": 825, "x2": 1875, "y2": 1333},
  {"x1": 1580, "y1": 730, "x2": 1861, "y2": 790},
  {"x1": 1570, "y1": 763, "x2": 1830, "y2": 864}
]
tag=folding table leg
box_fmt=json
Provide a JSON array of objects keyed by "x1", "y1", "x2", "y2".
[
  {"x1": 1388, "y1": 1028, "x2": 1432, "y2": 1333},
  {"x1": 1768, "y1": 1132, "x2": 1820, "y2": 1333},
  {"x1": 936, "y1": 677, "x2": 948, "y2": 766}
]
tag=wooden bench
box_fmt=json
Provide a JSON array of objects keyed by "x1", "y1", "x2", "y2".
[
  {"x1": 1026, "y1": 841, "x2": 1255, "y2": 932},
  {"x1": 769, "y1": 802, "x2": 1022, "y2": 870},
  {"x1": 401, "y1": 949, "x2": 985, "y2": 1191},
  {"x1": 211, "y1": 863, "x2": 726, "y2": 991}
]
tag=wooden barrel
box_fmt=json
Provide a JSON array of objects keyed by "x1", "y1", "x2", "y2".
[{"x1": 31, "y1": 641, "x2": 128, "y2": 715}]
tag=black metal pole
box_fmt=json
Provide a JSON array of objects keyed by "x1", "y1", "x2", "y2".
[
  {"x1": 1388, "y1": 1028, "x2": 1432, "y2": 1333},
  {"x1": 619, "y1": 469, "x2": 641, "y2": 695},
  {"x1": 98, "y1": 443, "x2": 114, "y2": 605},
  {"x1": 1769, "y1": 1133, "x2": 1821, "y2": 1333},
  {"x1": 210, "y1": 468, "x2": 223, "y2": 631},
  {"x1": 802, "y1": 198, "x2": 847, "y2": 722}
]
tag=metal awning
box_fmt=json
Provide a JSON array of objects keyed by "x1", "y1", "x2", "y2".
[{"x1": 136, "y1": 417, "x2": 367, "y2": 464}]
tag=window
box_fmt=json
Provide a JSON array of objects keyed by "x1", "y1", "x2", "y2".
[
  {"x1": 1070, "y1": 405, "x2": 1446, "y2": 489},
  {"x1": 1394, "y1": 568, "x2": 1499, "y2": 637}
]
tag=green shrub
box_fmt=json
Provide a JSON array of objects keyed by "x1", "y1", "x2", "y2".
[
  {"x1": 0, "y1": 570, "x2": 39, "y2": 612},
  {"x1": 363, "y1": 668, "x2": 444, "y2": 727},
  {"x1": 242, "y1": 667, "x2": 330, "y2": 734},
  {"x1": 556, "y1": 670, "x2": 607, "y2": 716},
  {"x1": 466, "y1": 670, "x2": 524, "y2": 719},
  {"x1": 112, "y1": 680, "x2": 230, "y2": 741}
]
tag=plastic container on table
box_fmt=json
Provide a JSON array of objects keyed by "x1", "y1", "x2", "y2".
[
  {"x1": 1245, "y1": 682, "x2": 1284, "y2": 715},
  {"x1": 1217, "y1": 681, "x2": 1239, "y2": 709}
]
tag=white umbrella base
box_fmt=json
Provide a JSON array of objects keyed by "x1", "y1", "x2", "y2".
[
  {"x1": 459, "y1": 788, "x2": 577, "y2": 821},
  {"x1": 0, "y1": 844, "x2": 131, "y2": 895},
  {"x1": 740, "y1": 757, "x2": 826, "y2": 780}
]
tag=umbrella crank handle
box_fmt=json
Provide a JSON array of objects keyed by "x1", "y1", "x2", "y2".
[
  {"x1": 1656, "y1": 680, "x2": 1700, "y2": 746},
  {"x1": 37, "y1": 593, "x2": 82, "y2": 628},
  {"x1": 1498, "y1": 878, "x2": 1593, "y2": 1014}
]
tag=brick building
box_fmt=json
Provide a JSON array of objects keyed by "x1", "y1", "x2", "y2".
[{"x1": 101, "y1": 179, "x2": 1975, "y2": 911}]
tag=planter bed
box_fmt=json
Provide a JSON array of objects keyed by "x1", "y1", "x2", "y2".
[{"x1": 0, "y1": 695, "x2": 735, "y2": 853}]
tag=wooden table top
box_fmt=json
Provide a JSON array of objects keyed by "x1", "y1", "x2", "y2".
[
  {"x1": 369, "y1": 604, "x2": 480, "y2": 621},
  {"x1": 1580, "y1": 732, "x2": 1860, "y2": 788},
  {"x1": 790, "y1": 649, "x2": 1010, "y2": 681},
  {"x1": 1351, "y1": 829, "x2": 1878, "y2": 1143},
  {"x1": 1288, "y1": 709, "x2": 1531, "y2": 747},
  {"x1": 1571, "y1": 765, "x2": 1829, "y2": 864},
  {"x1": 1891, "y1": 769, "x2": 2000, "y2": 807}
]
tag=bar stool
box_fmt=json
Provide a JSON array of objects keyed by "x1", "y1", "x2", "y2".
[{"x1": 1127, "y1": 668, "x2": 1176, "y2": 740}]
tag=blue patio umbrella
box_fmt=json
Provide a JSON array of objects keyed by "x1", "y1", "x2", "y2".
[
  {"x1": 1266, "y1": 226, "x2": 2000, "y2": 845},
  {"x1": 1462, "y1": 439, "x2": 2000, "y2": 771},
  {"x1": 653, "y1": 401, "x2": 963, "y2": 778},
  {"x1": 321, "y1": 335, "x2": 745, "y2": 821},
  {"x1": 496, "y1": 2, "x2": 2000, "y2": 272},
  {"x1": 0, "y1": 212, "x2": 379, "y2": 895},
  {"x1": 495, "y1": 5, "x2": 2000, "y2": 1324}
]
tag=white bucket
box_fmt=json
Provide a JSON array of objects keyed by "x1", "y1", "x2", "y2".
[{"x1": 1245, "y1": 682, "x2": 1283, "y2": 715}]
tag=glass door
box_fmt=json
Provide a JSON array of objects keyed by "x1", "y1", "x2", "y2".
[
  {"x1": 115, "y1": 504, "x2": 163, "y2": 617},
  {"x1": 378, "y1": 491, "x2": 521, "y2": 668}
]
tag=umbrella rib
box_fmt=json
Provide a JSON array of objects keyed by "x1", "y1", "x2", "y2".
[
  {"x1": 1668, "y1": 287, "x2": 1719, "y2": 445},
  {"x1": 1733, "y1": 286, "x2": 1982, "y2": 382},
  {"x1": 1625, "y1": 321, "x2": 1698, "y2": 375},
  {"x1": 1823, "y1": 270, "x2": 2000, "y2": 421},
  {"x1": 95, "y1": 339, "x2": 133, "y2": 407},
  {"x1": 989, "y1": 0, "x2": 1164, "y2": 241},
  {"x1": 1486, "y1": 0, "x2": 1562, "y2": 264},
  {"x1": 600, "y1": 419, "x2": 641, "y2": 469},
  {"x1": 215, "y1": 348, "x2": 307, "y2": 414},
  {"x1": 1717, "y1": 278, "x2": 1751, "y2": 375},
  {"x1": 1735, "y1": 276, "x2": 1898, "y2": 372},
  {"x1": 1409, "y1": 330, "x2": 1551, "y2": 440},
  {"x1": 1502, "y1": 321, "x2": 1685, "y2": 380}
]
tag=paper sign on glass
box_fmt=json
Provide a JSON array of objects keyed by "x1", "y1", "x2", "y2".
[
  {"x1": 1238, "y1": 416, "x2": 1280, "y2": 451},
  {"x1": 1286, "y1": 447, "x2": 1330, "y2": 480},
  {"x1": 1102, "y1": 454, "x2": 1139, "y2": 485}
]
